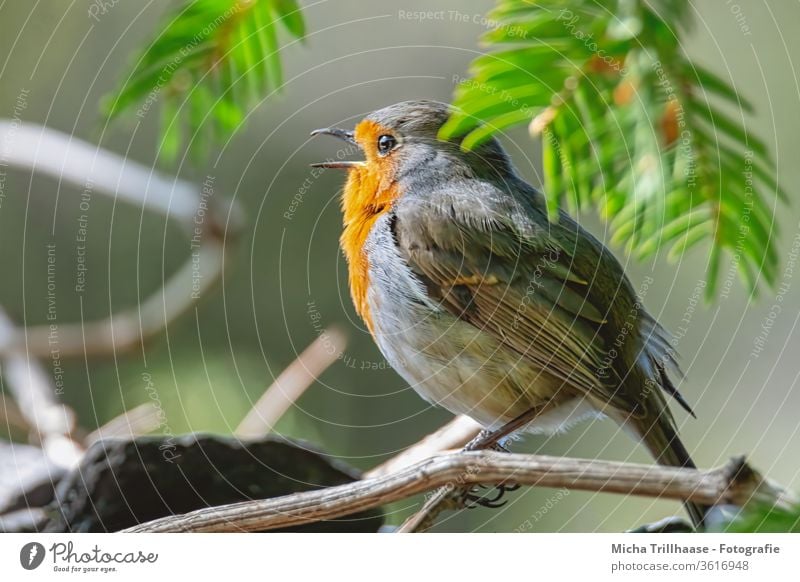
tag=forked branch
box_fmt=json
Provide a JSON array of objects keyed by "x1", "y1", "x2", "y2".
[{"x1": 123, "y1": 452, "x2": 795, "y2": 533}]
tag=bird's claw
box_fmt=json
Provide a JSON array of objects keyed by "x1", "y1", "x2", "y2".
[
  {"x1": 460, "y1": 427, "x2": 520, "y2": 509},
  {"x1": 461, "y1": 482, "x2": 520, "y2": 509}
]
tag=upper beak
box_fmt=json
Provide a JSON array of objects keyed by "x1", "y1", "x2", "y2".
[
  {"x1": 309, "y1": 127, "x2": 364, "y2": 169},
  {"x1": 310, "y1": 127, "x2": 356, "y2": 144}
]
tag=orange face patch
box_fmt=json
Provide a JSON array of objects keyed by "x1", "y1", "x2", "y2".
[{"x1": 339, "y1": 120, "x2": 402, "y2": 332}]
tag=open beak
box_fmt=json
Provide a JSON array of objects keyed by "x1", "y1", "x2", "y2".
[{"x1": 309, "y1": 127, "x2": 364, "y2": 169}]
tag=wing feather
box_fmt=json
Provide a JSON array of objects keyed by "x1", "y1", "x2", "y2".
[{"x1": 391, "y1": 188, "x2": 632, "y2": 410}]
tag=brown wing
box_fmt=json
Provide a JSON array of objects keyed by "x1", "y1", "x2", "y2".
[{"x1": 391, "y1": 192, "x2": 635, "y2": 413}]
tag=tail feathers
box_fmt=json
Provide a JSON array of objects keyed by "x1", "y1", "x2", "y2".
[
  {"x1": 640, "y1": 315, "x2": 695, "y2": 417},
  {"x1": 630, "y1": 315, "x2": 706, "y2": 526},
  {"x1": 655, "y1": 362, "x2": 696, "y2": 418},
  {"x1": 636, "y1": 413, "x2": 709, "y2": 529}
]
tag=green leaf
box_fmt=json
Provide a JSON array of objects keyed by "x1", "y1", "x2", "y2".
[
  {"x1": 103, "y1": 0, "x2": 306, "y2": 164},
  {"x1": 460, "y1": 109, "x2": 533, "y2": 150},
  {"x1": 687, "y1": 62, "x2": 754, "y2": 112},
  {"x1": 542, "y1": 128, "x2": 562, "y2": 221},
  {"x1": 445, "y1": 0, "x2": 786, "y2": 299},
  {"x1": 637, "y1": 204, "x2": 710, "y2": 257},
  {"x1": 721, "y1": 503, "x2": 800, "y2": 533},
  {"x1": 693, "y1": 101, "x2": 769, "y2": 158},
  {"x1": 159, "y1": 97, "x2": 181, "y2": 163},
  {"x1": 260, "y1": 2, "x2": 283, "y2": 89},
  {"x1": 234, "y1": 16, "x2": 262, "y2": 99},
  {"x1": 667, "y1": 221, "x2": 712, "y2": 262},
  {"x1": 550, "y1": 113, "x2": 580, "y2": 214},
  {"x1": 272, "y1": 0, "x2": 306, "y2": 38},
  {"x1": 705, "y1": 243, "x2": 721, "y2": 298}
]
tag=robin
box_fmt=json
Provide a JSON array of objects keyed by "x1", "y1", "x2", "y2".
[{"x1": 311, "y1": 99, "x2": 706, "y2": 527}]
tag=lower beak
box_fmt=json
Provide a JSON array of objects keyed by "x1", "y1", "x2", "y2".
[
  {"x1": 310, "y1": 127, "x2": 364, "y2": 170},
  {"x1": 309, "y1": 160, "x2": 365, "y2": 169}
]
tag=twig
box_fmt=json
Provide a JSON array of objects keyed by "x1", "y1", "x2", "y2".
[
  {"x1": 0, "y1": 393, "x2": 30, "y2": 433},
  {"x1": 0, "y1": 237, "x2": 227, "y2": 359},
  {"x1": 235, "y1": 327, "x2": 347, "y2": 438},
  {"x1": 0, "y1": 309, "x2": 83, "y2": 469},
  {"x1": 528, "y1": 58, "x2": 607, "y2": 137},
  {"x1": 122, "y1": 452, "x2": 795, "y2": 533},
  {"x1": 529, "y1": 105, "x2": 558, "y2": 136},
  {"x1": 397, "y1": 481, "x2": 455, "y2": 533},
  {"x1": 0, "y1": 508, "x2": 48, "y2": 533},
  {"x1": 13, "y1": 238, "x2": 227, "y2": 358},
  {"x1": 365, "y1": 415, "x2": 482, "y2": 479},
  {"x1": 399, "y1": 403, "x2": 551, "y2": 532},
  {"x1": 0, "y1": 121, "x2": 240, "y2": 359},
  {"x1": 0, "y1": 121, "x2": 199, "y2": 221},
  {"x1": 85, "y1": 403, "x2": 161, "y2": 444}
]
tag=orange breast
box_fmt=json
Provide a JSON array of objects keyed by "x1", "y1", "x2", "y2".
[{"x1": 340, "y1": 167, "x2": 399, "y2": 333}]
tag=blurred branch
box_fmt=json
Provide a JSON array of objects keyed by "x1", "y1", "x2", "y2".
[
  {"x1": 0, "y1": 508, "x2": 48, "y2": 533},
  {"x1": 85, "y1": 403, "x2": 161, "y2": 445},
  {"x1": 0, "y1": 121, "x2": 241, "y2": 359},
  {"x1": 0, "y1": 393, "x2": 30, "y2": 433},
  {"x1": 0, "y1": 121, "x2": 199, "y2": 220},
  {"x1": 236, "y1": 327, "x2": 347, "y2": 438},
  {"x1": 397, "y1": 479, "x2": 459, "y2": 533},
  {"x1": 0, "y1": 309, "x2": 83, "y2": 469},
  {"x1": 123, "y1": 453, "x2": 796, "y2": 533},
  {"x1": 17, "y1": 239, "x2": 226, "y2": 358},
  {"x1": 365, "y1": 415, "x2": 481, "y2": 479}
]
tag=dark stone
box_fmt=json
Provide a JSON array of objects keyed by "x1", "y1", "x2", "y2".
[{"x1": 43, "y1": 433, "x2": 383, "y2": 532}]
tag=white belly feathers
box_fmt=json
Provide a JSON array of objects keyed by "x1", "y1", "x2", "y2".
[{"x1": 361, "y1": 213, "x2": 603, "y2": 434}]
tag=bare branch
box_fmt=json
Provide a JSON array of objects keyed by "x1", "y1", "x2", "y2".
[
  {"x1": 0, "y1": 309, "x2": 83, "y2": 469},
  {"x1": 529, "y1": 105, "x2": 558, "y2": 136},
  {"x1": 0, "y1": 121, "x2": 199, "y2": 220},
  {"x1": 365, "y1": 415, "x2": 481, "y2": 479},
  {"x1": 12, "y1": 238, "x2": 227, "y2": 359},
  {"x1": 397, "y1": 482, "x2": 454, "y2": 533},
  {"x1": 0, "y1": 507, "x2": 48, "y2": 533},
  {"x1": 0, "y1": 393, "x2": 30, "y2": 433},
  {"x1": 122, "y1": 452, "x2": 795, "y2": 533},
  {"x1": 235, "y1": 328, "x2": 347, "y2": 438},
  {"x1": 85, "y1": 403, "x2": 161, "y2": 444},
  {"x1": 0, "y1": 241, "x2": 227, "y2": 358},
  {"x1": 399, "y1": 403, "x2": 552, "y2": 532},
  {"x1": 0, "y1": 121, "x2": 240, "y2": 359}
]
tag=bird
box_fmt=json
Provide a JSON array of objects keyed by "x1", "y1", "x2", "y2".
[{"x1": 311, "y1": 99, "x2": 707, "y2": 527}]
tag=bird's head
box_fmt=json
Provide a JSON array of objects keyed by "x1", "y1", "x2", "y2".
[
  {"x1": 310, "y1": 100, "x2": 517, "y2": 331},
  {"x1": 311, "y1": 100, "x2": 514, "y2": 216}
]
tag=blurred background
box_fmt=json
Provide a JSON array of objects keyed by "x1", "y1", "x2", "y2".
[{"x1": 0, "y1": 0, "x2": 798, "y2": 532}]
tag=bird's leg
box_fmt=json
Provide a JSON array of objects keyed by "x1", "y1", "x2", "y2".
[
  {"x1": 459, "y1": 405, "x2": 548, "y2": 509},
  {"x1": 399, "y1": 403, "x2": 553, "y2": 532},
  {"x1": 464, "y1": 403, "x2": 550, "y2": 451},
  {"x1": 463, "y1": 428, "x2": 504, "y2": 452}
]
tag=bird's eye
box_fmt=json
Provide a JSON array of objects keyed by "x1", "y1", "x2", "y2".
[{"x1": 377, "y1": 134, "x2": 397, "y2": 156}]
